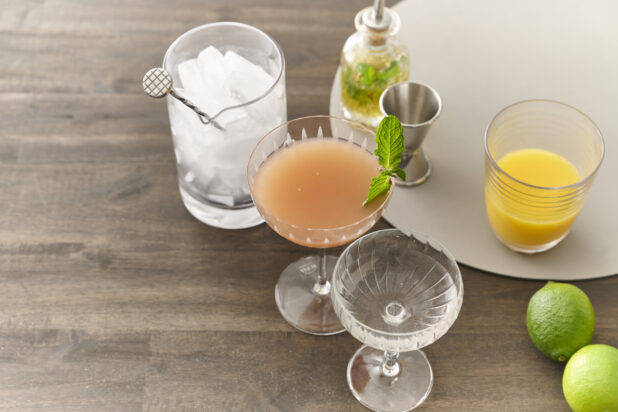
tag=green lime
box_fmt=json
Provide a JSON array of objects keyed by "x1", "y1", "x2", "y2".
[
  {"x1": 526, "y1": 282, "x2": 594, "y2": 362},
  {"x1": 563, "y1": 344, "x2": 618, "y2": 412}
]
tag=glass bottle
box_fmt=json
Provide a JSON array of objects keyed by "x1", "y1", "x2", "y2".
[{"x1": 340, "y1": 0, "x2": 409, "y2": 129}]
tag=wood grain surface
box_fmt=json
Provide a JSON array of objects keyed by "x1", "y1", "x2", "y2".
[{"x1": 0, "y1": 0, "x2": 616, "y2": 411}]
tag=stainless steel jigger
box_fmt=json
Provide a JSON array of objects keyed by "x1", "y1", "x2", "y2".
[
  {"x1": 142, "y1": 67, "x2": 223, "y2": 130},
  {"x1": 380, "y1": 81, "x2": 442, "y2": 186}
]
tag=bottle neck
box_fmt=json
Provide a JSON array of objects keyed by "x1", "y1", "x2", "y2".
[{"x1": 360, "y1": 30, "x2": 390, "y2": 49}]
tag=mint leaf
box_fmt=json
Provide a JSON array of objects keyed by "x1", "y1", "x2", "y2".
[
  {"x1": 357, "y1": 63, "x2": 376, "y2": 87},
  {"x1": 363, "y1": 115, "x2": 407, "y2": 206},
  {"x1": 343, "y1": 67, "x2": 370, "y2": 105},
  {"x1": 363, "y1": 172, "x2": 391, "y2": 206},
  {"x1": 374, "y1": 115, "x2": 405, "y2": 170},
  {"x1": 392, "y1": 167, "x2": 406, "y2": 181},
  {"x1": 376, "y1": 61, "x2": 399, "y2": 83}
]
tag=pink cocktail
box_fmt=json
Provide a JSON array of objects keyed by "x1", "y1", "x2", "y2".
[{"x1": 248, "y1": 116, "x2": 391, "y2": 335}]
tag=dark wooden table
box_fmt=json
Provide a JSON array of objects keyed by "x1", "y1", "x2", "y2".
[{"x1": 1, "y1": 0, "x2": 616, "y2": 410}]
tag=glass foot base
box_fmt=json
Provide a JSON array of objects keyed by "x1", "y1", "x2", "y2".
[
  {"x1": 179, "y1": 186, "x2": 264, "y2": 229},
  {"x1": 275, "y1": 255, "x2": 345, "y2": 335},
  {"x1": 347, "y1": 345, "x2": 433, "y2": 412}
]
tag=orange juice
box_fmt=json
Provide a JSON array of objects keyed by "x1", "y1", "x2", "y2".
[{"x1": 485, "y1": 148, "x2": 582, "y2": 248}]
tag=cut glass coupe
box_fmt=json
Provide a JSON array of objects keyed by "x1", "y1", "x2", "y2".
[{"x1": 332, "y1": 228, "x2": 464, "y2": 411}]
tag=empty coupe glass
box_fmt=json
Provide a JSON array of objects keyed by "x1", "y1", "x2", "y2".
[{"x1": 332, "y1": 229, "x2": 464, "y2": 411}]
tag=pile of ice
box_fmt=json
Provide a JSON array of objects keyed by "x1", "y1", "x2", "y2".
[{"x1": 168, "y1": 46, "x2": 286, "y2": 207}]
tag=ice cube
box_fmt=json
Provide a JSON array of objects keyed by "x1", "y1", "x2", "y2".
[
  {"x1": 195, "y1": 47, "x2": 237, "y2": 113},
  {"x1": 177, "y1": 60, "x2": 223, "y2": 123},
  {"x1": 177, "y1": 59, "x2": 206, "y2": 102},
  {"x1": 207, "y1": 135, "x2": 255, "y2": 169},
  {"x1": 169, "y1": 89, "x2": 204, "y2": 132},
  {"x1": 177, "y1": 49, "x2": 238, "y2": 126},
  {"x1": 225, "y1": 50, "x2": 275, "y2": 103},
  {"x1": 197, "y1": 46, "x2": 230, "y2": 95},
  {"x1": 216, "y1": 105, "x2": 249, "y2": 129},
  {"x1": 168, "y1": 94, "x2": 227, "y2": 171},
  {"x1": 241, "y1": 84, "x2": 286, "y2": 131}
]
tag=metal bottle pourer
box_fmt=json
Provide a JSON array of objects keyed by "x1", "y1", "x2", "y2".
[
  {"x1": 365, "y1": 0, "x2": 391, "y2": 31},
  {"x1": 142, "y1": 67, "x2": 223, "y2": 130},
  {"x1": 354, "y1": 0, "x2": 397, "y2": 47}
]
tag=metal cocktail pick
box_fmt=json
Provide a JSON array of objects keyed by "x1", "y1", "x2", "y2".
[{"x1": 142, "y1": 67, "x2": 223, "y2": 130}]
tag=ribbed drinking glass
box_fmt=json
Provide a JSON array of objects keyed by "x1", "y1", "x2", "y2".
[{"x1": 485, "y1": 99, "x2": 604, "y2": 253}]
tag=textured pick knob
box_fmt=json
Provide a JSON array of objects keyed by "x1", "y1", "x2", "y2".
[{"x1": 142, "y1": 67, "x2": 172, "y2": 98}]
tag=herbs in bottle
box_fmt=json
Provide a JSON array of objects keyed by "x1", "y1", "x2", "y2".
[{"x1": 340, "y1": 2, "x2": 409, "y2": 129}]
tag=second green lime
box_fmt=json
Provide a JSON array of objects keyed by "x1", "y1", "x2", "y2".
[{"x1": 563, "y1": 344, "x2": 618, "y2": 412}]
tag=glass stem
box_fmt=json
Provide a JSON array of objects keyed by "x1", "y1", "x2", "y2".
[
  {"x1": 312, "y1": 248, "x2": 331, "y2": 296},
  {"x1": 382, "y1": 351, "x2": 401, "y2": 377}
]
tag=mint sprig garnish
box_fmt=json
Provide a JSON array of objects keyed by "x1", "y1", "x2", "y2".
[{"x1": 363, "y1": 115, "x2": 406, "y2": 206}]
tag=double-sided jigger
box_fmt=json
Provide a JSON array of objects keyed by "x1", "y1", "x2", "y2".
[
  {"x1": 380, "y1": 81, "x2": 442, "y2": 186},
  {"x1": 142, "y1": 67, "x2": 223, "y2": 130}
]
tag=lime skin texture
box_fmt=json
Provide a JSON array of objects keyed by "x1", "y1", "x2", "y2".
[
  {"x1": 562, "y1": 344, "x2": 618, "y2": 412},
  {"x1": 526, "y1": 282, "x2": 595, "y2": 362}
]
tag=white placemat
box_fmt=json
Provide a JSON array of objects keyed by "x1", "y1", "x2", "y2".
[{"x1": 330, "y1": 0, "x2": 618, "y2": 280}]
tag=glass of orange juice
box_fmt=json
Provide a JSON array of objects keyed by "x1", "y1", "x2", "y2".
[{"x1": 484, "y1": 100, "x2": 604, "y2": 253}]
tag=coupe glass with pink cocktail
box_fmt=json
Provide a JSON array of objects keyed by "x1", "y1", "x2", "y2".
[{"x1": 247, "y1": 116, "x2": 391, "y2": 335}]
